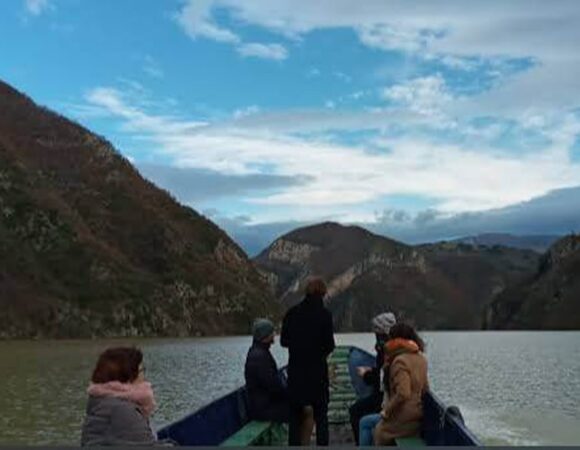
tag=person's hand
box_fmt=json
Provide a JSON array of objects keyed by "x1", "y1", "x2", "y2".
[{"x1": 356, "y1": 366, "x2": 372, "y2": 377}]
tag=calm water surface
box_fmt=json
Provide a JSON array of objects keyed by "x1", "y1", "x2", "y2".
[{"x1": 0, "y1": 332, "x2": 579, "y2": 445}]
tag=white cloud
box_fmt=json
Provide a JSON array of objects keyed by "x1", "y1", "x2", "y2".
[
  {"x1": 82, "y1": 86, "x2": 580, "y2": 224},
  {"x1": 233, "y1": 105, "x2": 260, "y2": 119},
  {"x1": 368, "y1": 186, "x2": 580, "y2": 244},
  {"x1": 236, "y1": 42, "x2": 288, "y2": 60},
  {"x1": 202, "y1": 107, "x2": 428, "y2": 134},
  {"x1": 175, "y1": 1, "x2": 289, "y2": 61},
  {"x1": 306, "y1": 68, "x2": 321, "y2": 78},
  {"x1": 25, "y1": 0, "x2": 50, "y2": 16},
  {"x1": 84, "y1": 87, "x2": 206, "y2": 135},
  {"x1": 143, "y1": 55, "x2": 164, "y2": 79},
  {"x1": 333, "y1": 71, "x2": 352, "y2": 83},
  {"x1": 175, "y1": 0, "x2": 240, "y2": 43},
  {"x1": 437, "y1": 55, "x2": 479, "y2": 71},
  {"x1": 175, "y1": 0, "x2": 580, "y2": 114},
  {"x1": 382, "y1": 75, "x2": 452, "y2": 118},
  {"x1": 358, "y1": 24, "x2": 439, "y2": 53}
]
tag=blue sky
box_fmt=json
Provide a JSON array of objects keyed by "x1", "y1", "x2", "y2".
[{"x1": 2, "y1": 0, "x2": 580, "y2": 253}]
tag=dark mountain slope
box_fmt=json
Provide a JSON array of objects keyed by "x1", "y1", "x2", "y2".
[
  {"x1": 486, "y1": 234, "x2": 580, "y2": 329},
  {"x1": 0, "y1": 80, "x2": 276, "y2": 338},
  {"x1": 255, "y1": 222, "x2": 538, "y2": 330}
]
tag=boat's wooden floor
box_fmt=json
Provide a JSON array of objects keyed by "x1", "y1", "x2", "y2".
[{"x1": 329, "y1": 423, "x2": 355, "y2": 446}]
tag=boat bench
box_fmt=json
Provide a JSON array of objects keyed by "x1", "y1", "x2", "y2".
[
  {"x1": 220, "y1": 421, "x2": 286, "y2": 446},
  {"x1": 395, "y1": 436, "x2": 427, "y2": 447}
]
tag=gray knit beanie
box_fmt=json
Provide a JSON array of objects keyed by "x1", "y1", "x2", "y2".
[
  {"x1": 371, "y1": 312, "x2": 396, "y2": 335},
  {"x1": 252, "y1": 318, "x2": 275, "y2": 342}
]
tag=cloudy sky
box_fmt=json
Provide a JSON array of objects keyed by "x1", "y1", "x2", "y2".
[{"x1": 1, "y1": 0, "x2": 580, "y2": 254}]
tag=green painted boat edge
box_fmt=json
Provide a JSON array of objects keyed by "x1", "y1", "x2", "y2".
[
  {"x1": 220, "y1": 421, "x2": 287, "y2": 446},
  {"x1": 396, "y1": 436, "x2": 427, "y2": 447}
]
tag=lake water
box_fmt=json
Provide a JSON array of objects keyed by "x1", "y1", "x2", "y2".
[{"x1": 0, "y1": 332, "x2": 579, "y2": 445}]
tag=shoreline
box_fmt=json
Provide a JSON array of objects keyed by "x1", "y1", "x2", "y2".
[{"x1": 1, "y1": 328, "x2": 579, "y2": 343}]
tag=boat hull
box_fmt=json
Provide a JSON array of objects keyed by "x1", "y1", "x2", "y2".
[{"x1": 157, "y1": 346, "x2": 481, "y2": 446}]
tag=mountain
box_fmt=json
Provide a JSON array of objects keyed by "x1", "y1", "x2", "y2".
[
  {"x1": 486, "y1": 234, "x2": 580, "y2": 329},
  {"x1": 0, "y1": 80, "x2": 276, "y2": 338},
  {"x1": 449, "y1": 233, "x2": 560, "y2": 253},
  {"x1": 254, "y1": 222, "x2": 539, "y2": 330}
]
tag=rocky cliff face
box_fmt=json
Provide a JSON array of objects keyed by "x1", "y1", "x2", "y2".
[
  {"x1": 486, "y1": 234, "x2": 580, "y2": 329},
  {"x1": 0, "y1": 80, "x2": 277, "y2": 338},
  {"x1": 255, "y1": 223, "x2": 539, "y2": 330},
  {"x1": 451, "y1": 233, "x2": 560, "y2": 253}
]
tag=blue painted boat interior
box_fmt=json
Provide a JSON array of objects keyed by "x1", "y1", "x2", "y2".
[{"x1": 157, "y1": 388, "x2": 248, "y2": 445}]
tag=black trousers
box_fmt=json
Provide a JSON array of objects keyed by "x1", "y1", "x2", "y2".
[
  {"x1": 252, "y1": 402, "x2": 291, "y2": 423},
  {"x1": 348, "y1": 391, "x2": 383, "y2": 445},
  {"x1": 288, "y1": 400, "x2": 329, "y2": 446}
]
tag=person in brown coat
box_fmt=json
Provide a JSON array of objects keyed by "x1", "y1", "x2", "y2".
[{"x1": 373, "y1": 323, "x2": 429, "y2": 446}]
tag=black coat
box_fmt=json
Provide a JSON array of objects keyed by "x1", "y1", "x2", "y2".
[
  {"x1": 244, "y1": 341, "x2": 288, "y2": 419},
  {"x1": 280, "y1": 294, "x2": 335, "y2": 406},
  {"x1": 363, "y1": 347, "x2": 387, "y2": 393}
]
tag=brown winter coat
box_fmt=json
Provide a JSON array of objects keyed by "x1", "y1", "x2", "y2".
[{"x1": 373, "y1": 350, "x2": 429, "y2": 445}]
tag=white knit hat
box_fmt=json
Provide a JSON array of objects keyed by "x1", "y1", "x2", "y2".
[{"x1": 371, "y1": 312, "x2": 396, "y2": 334}]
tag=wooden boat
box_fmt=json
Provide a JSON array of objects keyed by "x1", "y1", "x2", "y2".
[{"x1": 157, "y1": 346, "x2": 481, "y2": 446}]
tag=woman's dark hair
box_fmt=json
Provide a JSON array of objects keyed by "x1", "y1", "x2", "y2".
[
  {"x1": 91, "y1": 347, "x2": 143, "y2": 383},
  {"x1": 388, "y1": 323, "x2": 425, "y2": 352}
]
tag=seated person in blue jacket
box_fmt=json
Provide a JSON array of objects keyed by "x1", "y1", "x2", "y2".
[{"x1": 244, "y1": 318, "x2": 290, "y2": 422}]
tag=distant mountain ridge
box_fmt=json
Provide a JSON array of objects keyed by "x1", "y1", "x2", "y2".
[
  {"x1": 486, "y1": 234, "x2": 580, "y2": 329},
  {"x1": 0, "y1": 79, "x2": 277, "y2": 338},
  {"x1": 449, "y1": 233, "x2": 560, "y2": 253},
  {"x1": 255, "y1": 222, "x2": 539, "y2": 330}
]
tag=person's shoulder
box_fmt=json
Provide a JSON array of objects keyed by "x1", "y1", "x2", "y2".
[
  {"x1": 252, "y1": 344, "x2": 270, "y2": 357},
  {"x1": 416, "y1": 351, "x2": 428, "y2": 367},
  {"x1": 109, "y1": 397, "x2": 145, "y2": 419},
  {"x1": 88, "y1": 394, "x2": 126, "y2": 413},
  {"x1": 284, "y1": 302, "x2": 300, "y2": 319},
  {"x1": 392, "y1": 352, "x2": 423, "y2": 369},
  {"x1": 88, "y1": 396, "x2": 143, "y2": 422},
  {"x1": 247, "y1": 343, "x2": 258, "y2": 353},
  {"x1": 389, "y1": 356, "x2": 408, "y2": 375},
  {"x1": 246, "y1": 344, "x2": 263, "y2": 361}
]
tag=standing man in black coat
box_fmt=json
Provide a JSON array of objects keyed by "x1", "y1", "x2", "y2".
[{"x1": 281, "y1": 277, "x2": 335, "y2": 446}]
